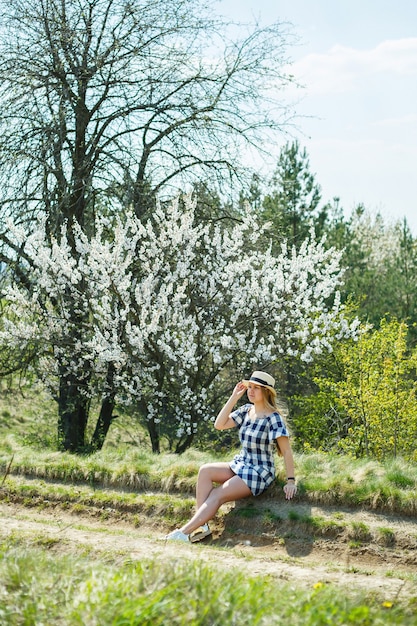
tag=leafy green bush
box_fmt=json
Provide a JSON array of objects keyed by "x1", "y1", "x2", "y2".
[{"x1": 293, "y1": 319, "x2": 417, "y2": 461}]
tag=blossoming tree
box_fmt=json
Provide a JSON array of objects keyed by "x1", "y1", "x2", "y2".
[{"x1": 1, "y1": 195, "x2": 359, "y2": 452}]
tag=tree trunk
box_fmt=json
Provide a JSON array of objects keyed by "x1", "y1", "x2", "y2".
[
  {"x1": 175, "y1": 432, "x2": 195, "y2": 454},
  {"x1": 147, "y1": 417, "x2": 160, "y2": 454},
  {"x1": 58, "y1": 368, "x2": 90, "y2": 452},
  {"x1": 90, "y1": 364, "x2": 117, "y2": 451},
  {"x1": 90, "y1": 395, "x2": 116, "y2": 452}
]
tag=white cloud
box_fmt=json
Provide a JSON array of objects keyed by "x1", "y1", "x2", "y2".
[
  {"x1": 372, "y1": 113, "x2": 417, "y2": 128},
  {"x1": 368, "y1": 38, "x2": 417, "y2": 74},
  {"x1": 291, "y1": 38, "x2": 417, "y2": 95}
]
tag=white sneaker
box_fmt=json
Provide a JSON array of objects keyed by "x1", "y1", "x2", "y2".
[
  {"x1": 190, "y1": 523, "x2": 212, "y2": 543},
  {"x1": 165, "y1": 529, "x2": 190, "y2": 542}
]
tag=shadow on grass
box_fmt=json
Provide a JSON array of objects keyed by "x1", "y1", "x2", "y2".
[{"x1": 220, "y1": 486, "x2": 314, "y2": 557}]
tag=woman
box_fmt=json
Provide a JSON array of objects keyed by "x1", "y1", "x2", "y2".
[{"x1": 165, "y1": 371, "x2": 297, "y2": 543}]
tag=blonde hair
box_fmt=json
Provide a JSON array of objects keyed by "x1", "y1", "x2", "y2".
[
  {"x1": 261, "y1": 387, "x2": 290, "y2": 456},
  {"x1": 261, "y1": 386, "x2": 288, "y2": 418}
]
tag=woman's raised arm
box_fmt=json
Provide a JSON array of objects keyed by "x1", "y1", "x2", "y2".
[{"x1": 214, "y1": 381, "x2": 246, "y2": 430}]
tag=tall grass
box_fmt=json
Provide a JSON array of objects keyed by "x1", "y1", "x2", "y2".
[
  {"x1": 1, "y1": 436, "x2": 417, "y2": 516},
  {"x1": 0, "y1": 435, "x2": 214, "y2": 494},
  {"x1": 1, "y1": 387, "x2": 417, "y2": 517},
  {"x1": 298, "y1": 452, "x2": 417, "y2": 514},
  {"x1": 0, "y1": 538, "x2": 415, "y2": 625}
]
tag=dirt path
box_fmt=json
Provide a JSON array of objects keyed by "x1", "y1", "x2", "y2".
[{"x1": 1, "y1": 501, "x2": 415, "y2": 601}]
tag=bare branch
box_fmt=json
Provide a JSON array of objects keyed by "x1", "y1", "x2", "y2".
[{"x1": 0, "y1": 0, "x2": 297, "y2": 233}]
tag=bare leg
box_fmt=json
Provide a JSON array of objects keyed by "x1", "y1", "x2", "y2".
[
  {"x1": 196, "y1": 462, "x2": 234, "y2": 508},
  {"x1": 180, "y1": 474, "x2": 251, "y2": 535}
]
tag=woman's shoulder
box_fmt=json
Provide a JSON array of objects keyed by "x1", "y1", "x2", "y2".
[
  {"x1": 236, "y1": 403, "x2": 252, "y2": 414},
  {"x1": 232, "y1": 403, "x2": 252, "y2": 418},
  {"x1": 268, "y1": 410, "x2": 286, "y2": 424},
  {"x1": 230, "y1": 403, "x2": 251, "y2": 426}
]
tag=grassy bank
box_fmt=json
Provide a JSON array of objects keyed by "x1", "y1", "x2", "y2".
[
  {"x1": 1, "y1": 386, "x2": 417, "y2": 516},
  {"x1": 1, "y1": 434, "x2": 417, "y2": 517}
]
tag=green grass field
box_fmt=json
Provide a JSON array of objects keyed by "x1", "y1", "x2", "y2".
[
  {"x1": 1, "y1": 387, "x2": 417, "y2": 624},
  {"x1": 1, "y1": 537, "x2": 416, "y2": 625}
]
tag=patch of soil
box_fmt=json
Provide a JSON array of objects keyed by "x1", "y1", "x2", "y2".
[{"x1": 0, "y1": 494, "x2": 416, "y2": 602}]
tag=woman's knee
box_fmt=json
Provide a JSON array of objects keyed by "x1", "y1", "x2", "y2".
[
  {"x1": 198, "y1": 463, "x2": 212, "y2": 478},
  {"x1": 198, "y1": 463, "x2": 233, "y2": 484}
]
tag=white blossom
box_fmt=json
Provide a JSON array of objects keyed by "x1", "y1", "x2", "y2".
[{"x1": 0, "y1": 194, "x2": 359, "y2": 443}]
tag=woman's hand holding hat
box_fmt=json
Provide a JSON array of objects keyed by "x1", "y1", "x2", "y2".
[{"x1": 232, "y1": 381, "x2": 247, "y2": 399}]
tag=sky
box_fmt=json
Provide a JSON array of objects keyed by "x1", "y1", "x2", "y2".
[{"x1": 220, "y1": 0, "x2": 417, "y2": 234}]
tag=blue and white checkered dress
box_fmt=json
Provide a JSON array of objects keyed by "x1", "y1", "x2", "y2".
[{"x1": 229, "y1": 403, "x2": 289, "y2": 496}]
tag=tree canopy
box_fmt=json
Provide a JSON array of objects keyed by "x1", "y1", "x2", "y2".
[
  {"x1": 0, "y1": 195, "x2": 358, "y2": 452},
  {"x1": 0, "y1": 2, "x2": 416, "y2": 458},
  {"x1": 0, "y1": 0, "x2": 296, "y2": 234},
  {"x1": 0, "y1": 0, "x2": 297, "y2": 451}
]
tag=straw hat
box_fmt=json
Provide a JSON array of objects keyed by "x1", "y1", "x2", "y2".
[{"x1": 243, "y1": 371, "x2": 275, "y2": 390}]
